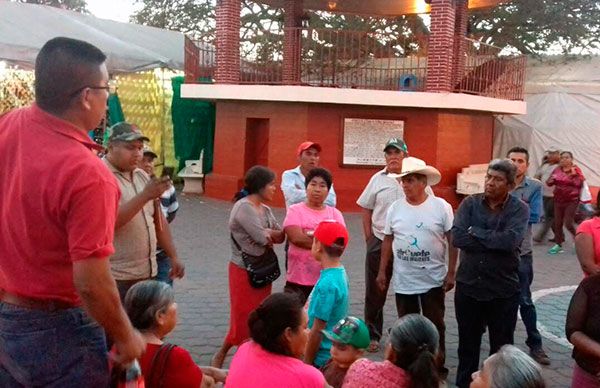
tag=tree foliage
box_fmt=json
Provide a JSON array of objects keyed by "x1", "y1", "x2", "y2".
[
  {"x1": 470, "y1": 0, "x2": 600, "y2": 55},
  {"x1": 14, "y1": 0, "x2": 89, "y2": 13},
  {"x1": 130, "y1": 0, "x2": 215, "y2": 40},
  {"x1": 131, "y1": 0, "x2": 600, "y2": 57}
]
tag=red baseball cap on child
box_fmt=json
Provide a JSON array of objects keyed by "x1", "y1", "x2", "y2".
[
  {"x1": 314, "y1": 220, "x2": 349, "y2": 247},
  {"x1": 297, "y1": 141, "x2": 322, "y2": 157}
]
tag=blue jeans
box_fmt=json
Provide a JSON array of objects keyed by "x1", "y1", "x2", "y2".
[
  {"x1": 518, "y1": 253, "x2": 543, "y2": 350},
  {"x1": 0, "y1": 302, "x2": 109, "y2": 387},
  {"x1": 156, "y1": 250, "x2": 173, "y2": 287}
]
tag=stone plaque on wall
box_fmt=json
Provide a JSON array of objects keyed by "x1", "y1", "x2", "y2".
[{"x1": 342, "y1": 118, "x2": 405, "y2": 166}]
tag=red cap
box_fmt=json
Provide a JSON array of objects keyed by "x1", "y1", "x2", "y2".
[
  {"x1": 314, "y1": 220, "x2": 349, "y2": 248},
  {"x1": 297, "y1": 141, "x2": 322, "y2": 157}
]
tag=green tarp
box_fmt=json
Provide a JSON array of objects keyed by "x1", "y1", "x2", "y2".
[
  {"x1": 171, "y1": 76, "x2": 215, "y2": 173},
  {"x1": 101, "y1": 93, "x2": 126, "y2": 146}
]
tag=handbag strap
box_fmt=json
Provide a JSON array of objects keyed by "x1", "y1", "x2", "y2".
[
  {"x1": 147, "y1": 343, "x2": 176, "y2": 388},
  {"x1": 230, "y1": 233, "x2": 243, "y2": 251}
]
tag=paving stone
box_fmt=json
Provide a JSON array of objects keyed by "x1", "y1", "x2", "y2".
[{"x1": 167, "y1": 196, "x2": 582, "y2": 387}]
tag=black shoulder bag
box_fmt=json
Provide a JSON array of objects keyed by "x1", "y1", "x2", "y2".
[{"x1": 231, "y1": 234, "x2": 281, "y2": 288}]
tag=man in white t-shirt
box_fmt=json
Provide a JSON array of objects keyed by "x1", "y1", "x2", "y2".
[
  {"x1": 376, "y1": 157, "x2": 457, "y2": 378},
  {"x1": 356, "y1": 138, "x2": 433, "y2": 352}
]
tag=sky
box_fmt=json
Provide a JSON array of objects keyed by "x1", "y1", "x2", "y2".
[{"x1": 86, "y1": 0, "x2": 139, "y2": 23}]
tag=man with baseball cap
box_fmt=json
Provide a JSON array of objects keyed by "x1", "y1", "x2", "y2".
[
  {"x1": 104, "y1": 122, "x2": 185, "y2": 301},
  {"x1": 281, "y1": 141, "x2": 336, "y2": 208},
  {"x1": 139, "y1": 145, "x2": 180, "y2": 287},
  {"x1": 357, "y1": 138, "x2": 433, "y2": 352},
  {"x1": 376, "y1": 156, "x2": 456, "y2": 378}
]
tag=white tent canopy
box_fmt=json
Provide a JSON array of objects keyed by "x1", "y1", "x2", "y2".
[
  {"x1": 494, "y1": 57, "x2": 600, "y2": 186},
  {"x1": 0, "y1": 2, "x2": 185, "y2": 73}
]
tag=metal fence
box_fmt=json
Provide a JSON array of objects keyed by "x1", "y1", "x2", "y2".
[
  {"x1": 184, "y1": 31, "x2": 526, "y2": 100},
  {"x1": 295, "y1": 27, "x2": 428, "y2": 91},
  {"x1": 184, "y1": 36, "x2": 215, "y2": 82},
  {"x1": 455, "y1": 38, "x2": 526, "y2": 100}
]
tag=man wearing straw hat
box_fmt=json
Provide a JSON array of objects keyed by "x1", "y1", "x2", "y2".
[
  {"x1": 376, "y1": 156, "x2": 457, "y2": 378},
  {"x1": 357, "y1": 138, "x2": 434, "y2": 352}
]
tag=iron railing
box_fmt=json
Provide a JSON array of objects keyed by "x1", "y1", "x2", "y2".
[
  {"x1": 293, "y1": 27, "x2": 427, "y2": 91},
  {"x1": 184, "y1": 30, "x2": 526, "y2": 100},
  {"x1": 184, "y1": 36, "x2": 215, "y2": 82},
  {"x1": 455, "y1": 38, "x2": 526, "y2": 100},
  {"x1": 236, "y1": 27, "x2": 428, "y2": 91}
]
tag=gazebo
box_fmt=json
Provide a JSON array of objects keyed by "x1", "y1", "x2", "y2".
[{"x1": 182, "y1": 0, "x2": 526, "y2": 210}]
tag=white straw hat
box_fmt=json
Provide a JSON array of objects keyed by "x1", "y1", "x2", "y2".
[{"x1": 399, "y1": 157, "x2": 441, "y2": 186}]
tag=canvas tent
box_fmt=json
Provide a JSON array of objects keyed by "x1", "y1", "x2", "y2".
[
  {"x1": 494, "y1": 56, "x2": 600, "y2": 187},
  {"x1": 0, "y1": 1, "x2": 185, "y2": 72}
]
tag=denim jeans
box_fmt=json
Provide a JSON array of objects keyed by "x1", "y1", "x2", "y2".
[
  {"x1": 156, "y1": 250, "x2": 173, "y2": 287},
  {"x1": 0, "y1": 302, "x2": 109, "y2": 387},
  {"x1": 518, "y1": 253, "x2": 543, "y2": 350}
]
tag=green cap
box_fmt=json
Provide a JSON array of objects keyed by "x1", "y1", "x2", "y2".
[
  {"x1": 322, "y1": 316, "x2": 370, "y2": 349},
  {"x1": 384, "y1": 137, "x2": 408, "y2": 153},
  {"x1": 107, "y1": 122, "x2": 150, "y2": 143}
]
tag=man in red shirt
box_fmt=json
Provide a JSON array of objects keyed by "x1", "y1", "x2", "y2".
[{"x1": 0, "y1": 37, "x2": 144, "y2": 386}]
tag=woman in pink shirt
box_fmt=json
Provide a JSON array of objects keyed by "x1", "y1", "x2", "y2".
[
  {"x1": 547, "y1": 151, "x2": 585, "y2": 254},
  {"x1": 283, "y1": 168, "x2": 345, "y2": 304},
  {"x1": 226, "y1": 292, "x2": 327, "y2": 388},
  {"x1": 342, "y1": 314, "x2": 440, "y2": 388},
  {"x1": 576, "y1": 195, "x2": 600, "y2": 276}
]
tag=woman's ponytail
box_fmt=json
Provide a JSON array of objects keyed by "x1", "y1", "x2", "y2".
[
  {"x1": 388, "y1": 315, "x2": 441, "y2": 388},
  {"x1": 407, "y1": 346, "x2": 439, "y2": 388}
]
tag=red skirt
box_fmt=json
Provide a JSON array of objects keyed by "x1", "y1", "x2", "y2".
[{"x1": 225, "y1": 262, "x2": 272, "y2": 345}]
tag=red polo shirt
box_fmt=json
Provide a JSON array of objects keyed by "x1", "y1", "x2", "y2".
[{"x1": 0, "y1": 105, "x2": 120, "y2": 305}]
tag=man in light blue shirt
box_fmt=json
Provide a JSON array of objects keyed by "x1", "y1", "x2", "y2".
[
  {"x1": 508, "y1": 146, "x2": 549, "y2": 366},
  {"x1": 281, "y1": 141, "x2": 336, "y2": 208}
]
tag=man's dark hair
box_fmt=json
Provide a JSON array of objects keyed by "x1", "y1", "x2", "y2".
[
  {"x1": 488, "y1": 159, "x2": 517, "y2": 185},
  {"x1": 560, "y1": 151, "x2": 574, "y2": 158},
  {"x1": 248, "y1": 293, "x2": 304, "y2": 356},
  {"x1": 304, "y1": 167, "x2": 333, "y2": 190},
  {"x1": 35, "y1": 37, "x2": 107, "y2": 114},
  {"x1": 506, "y1": 146, "x2": 529, "y2": 162}
]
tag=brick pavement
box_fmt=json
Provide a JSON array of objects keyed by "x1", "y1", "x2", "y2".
[{"x1": 169, "y1": 196, "x2": 582, "y2": 387}]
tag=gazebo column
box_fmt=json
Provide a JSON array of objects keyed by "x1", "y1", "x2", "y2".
[
  {"x1": 451, "y1": 0, "x2": 469, "y2": 89},
  {"x1": 282, "y1": 0, "x2": 303, "y2": 84},
  {"x1": 215, "y1": 0, "x2": 241, "y2": 84},
  {"x1": 426, "y1": 0, "x2": 456, "y2": 92}
]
